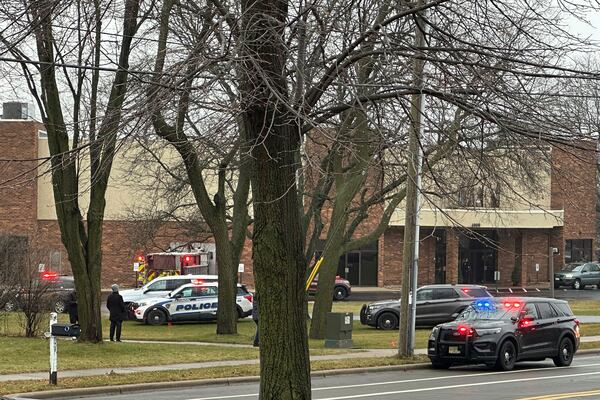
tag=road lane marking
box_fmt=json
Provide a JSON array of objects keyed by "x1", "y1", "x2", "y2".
[
  {"x1": 517, "y1": 389, "x2": 600, "y2": 400},
  {"x1": 314, "y1": 371, "x2": 600, "y2": 400},
  {"x1": 185, "y1": 362, "x2": 600, "y2": 400}
]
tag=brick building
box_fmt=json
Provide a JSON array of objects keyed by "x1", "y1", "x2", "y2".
[{"x1": 0, "y1": 107, "x2": 597, "y2": 288}]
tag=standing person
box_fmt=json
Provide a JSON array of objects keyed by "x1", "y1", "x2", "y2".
[
  {"x1": 106, "y1": 284, "x2": 126, "y2": 342},
  {"x1": 252, "y1": 291, "x2": 259, "y2": 347},
  {"x1": 67, "y1": 290, "x2": 78, "y2": 324}
]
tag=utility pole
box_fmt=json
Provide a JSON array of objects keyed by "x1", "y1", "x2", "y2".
[{"x1": 399, "y1": 1, "x2": 427, "y2": 357}]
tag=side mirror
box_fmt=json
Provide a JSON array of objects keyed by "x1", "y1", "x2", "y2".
[
  {"x1": 510, "y1": 316, "x2": 518, "y2": 323},
  {"x1": 175, "y1": 294, "x2": 182, "y2": 299}
]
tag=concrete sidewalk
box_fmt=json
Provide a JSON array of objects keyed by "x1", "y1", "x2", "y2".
[{"x1": 3, "y1": 334, "x2": 600, "y2": 383}]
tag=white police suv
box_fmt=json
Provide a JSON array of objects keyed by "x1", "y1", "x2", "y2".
[{"x1": 132, "y1": 282, "x2": 253, "y2": 325}]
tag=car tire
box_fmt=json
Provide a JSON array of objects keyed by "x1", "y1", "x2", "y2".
[
  {"x1": 54, "y1": 300, "x2": 66, "y2": 314},
  {"x1": 573, "y1": 279, "x2": 583, "y2": 290},
  {"x1": 430, "y1": 358, "x2": 452, "y2": 369},
  {"x1": 333, "y1": 286, "x2": 348, "y2": 301},
  {"x1": 377, "y1": 312, "x2": 399, "y2": 330},
  {"x1": 146, "y1": 309, "x2": 167, "y2": 325},
  {"x1": 553, "y1": 337, "x2": 574, "y2": 367},
  {"x1": 495, "y1": 340, "x2": 517, "y2": 371},
  {"x1": 3, "y1": 300, "x2": 16, "y2": 312}
]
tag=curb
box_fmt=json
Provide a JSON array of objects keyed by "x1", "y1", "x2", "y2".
[{"x1": 9, "y1": 363, "x2": 431, "y2": 399}]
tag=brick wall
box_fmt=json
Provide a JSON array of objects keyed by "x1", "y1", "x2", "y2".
[
  {"x1": 0, "y1": 121, "x2": 40, "y2": 237},
  {"x1": 551, "y1": 143, "x2": 597, "y2": 265}
]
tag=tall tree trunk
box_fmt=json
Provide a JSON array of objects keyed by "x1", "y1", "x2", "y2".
[
  {"x1": 241, "y1": 0, "x2": 311, "y2": 397},
  {"x1": 308, "y1": 247, "x2": 342, "y2": 339},
  {"x1": 213, "y1": 225, "x2": 238, "y2": 334}
]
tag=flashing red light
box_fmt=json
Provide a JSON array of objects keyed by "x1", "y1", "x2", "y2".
[
  {"x1": 457, "y1": 325, "x2": 475, "y2": 336},
  {"x1": 137, "y1": 255, "x2": 144, "y2": 262},
  {"x1": 40, "y1": 271, "x2": 59, "y2": 281},
  {"x1": 519, "y1": 317, "x2": 534, "y2": 329},
  {"x1": 184, "y1": 256, "x2": 191, "y2": 262},
  {"x1": 192, "y1": 279, "x2": 204, "y2": 285},
  {"x1": 244, "y1": 294, "x2": 253, "y2": 302},
  {"x1": 462, "y1": 288, "x2": 470, "y2": 293}
]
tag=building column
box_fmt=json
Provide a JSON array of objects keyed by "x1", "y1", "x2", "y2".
[{"x1": 446, "y1": 229, "x2": 459, "y2": 284}]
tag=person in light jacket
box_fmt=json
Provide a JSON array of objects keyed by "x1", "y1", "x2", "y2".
[{"x1": 106, "y1": 284, "x2": 126, "y2": 342}]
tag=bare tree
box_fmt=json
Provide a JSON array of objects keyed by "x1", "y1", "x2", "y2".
[{"x1": 0, "y1": 0, "x2": 149, "y2": 341}]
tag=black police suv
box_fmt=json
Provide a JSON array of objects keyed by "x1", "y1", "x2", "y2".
[
  {"x1": 427, "y1": 297, "x2": 580, "y2": 371},
  {"x1": 360, "y1": 284, "x2": 491, "y2": 330}
]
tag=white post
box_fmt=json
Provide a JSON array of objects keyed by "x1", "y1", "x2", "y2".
[{"x1": 49, "y1": 312, "x2": 58, "y2": 385}]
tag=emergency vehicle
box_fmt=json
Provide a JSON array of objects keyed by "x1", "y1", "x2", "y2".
[
  {"x1": 134, "y1": 248, "x2": 213, "y2": 287},
  {"x1": 132, "y1": 282, "x2": 253, "y2": 325}
]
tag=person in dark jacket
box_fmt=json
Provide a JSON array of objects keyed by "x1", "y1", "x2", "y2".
[
  {"x1": 252, "y1": 291, "x2": 259, "y2": 347},
  {"x1": 106, "y1": 284, "x2": 126, "y2": 342},
  {"x1": 67, "y1": 290, "x2": 78, "y2": 324}
]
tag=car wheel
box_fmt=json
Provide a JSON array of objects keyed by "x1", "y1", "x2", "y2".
[
  {"x1": 146, "y1": 309, "x2": 167, "y2": 325},
  {"x1": 377, "y1": 312, "x2": 398, "y2": 330},
  {"x1": 573, "y1": 279, "x2": 582, "y2": 290},
  {"x1": 430, "y1": 358, "x2": 452, "y2": 369},
  {"x1": 3, "y1": 300, "x2": 16, "y2": 312},
  {"x1": 333, "y1": 286, "x2": 348, "y2": 301},
  {"x1": 54, "y1": 300, "x2": 66, "y2": 314},
  {"x1": 495, "y1": 340, "x2": 517, "y2": 371},
  {"x1": 553, "y1": 337, "x2": 574, "y2": 367}
]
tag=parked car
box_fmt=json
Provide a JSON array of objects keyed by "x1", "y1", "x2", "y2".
[
  {"x1": 427, "y1": 297, "x2": 579, "y2": 370},
  {"x1": 554, "y1": 262, "x2": 600, "y2": 290},
  {"x1": 132, "y1": 282, "x2": 253, "y2": 325},
  {"x1": 3, "y1": 275, "x2": 75, "y2": 313},
  {"x1": 360, "y1": 284, "x2": 492, "y2": 330},
  {"x1": 308, "y1": 276, "x2": 352, "y2": 300},
  {"x1": 121, "y1": 274, "x2": 218, "y2": 315}
]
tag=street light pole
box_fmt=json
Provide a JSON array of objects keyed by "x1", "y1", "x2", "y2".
[{"x1": 399, "y1": 1, "x2": 427, "y2": 357}]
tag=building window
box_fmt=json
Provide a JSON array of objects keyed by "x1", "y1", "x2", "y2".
[{"x1": 565, "y1": 239, "x2": 592, "y2": 263}]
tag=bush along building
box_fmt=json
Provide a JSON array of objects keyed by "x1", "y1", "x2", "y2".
[{"x1": 0, "y1": 104, "x2": 596, "y2": 288}]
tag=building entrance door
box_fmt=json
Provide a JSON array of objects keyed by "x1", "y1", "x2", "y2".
[
  {"x1": 335, "y1": 243, "x2": 378, "y2": 286},
  {"x1": 470, "y1": 249, "x2": 496, "y2": 284},
  {"x1": 458, "y1": 230, "x2": 498, "y2": 284}
]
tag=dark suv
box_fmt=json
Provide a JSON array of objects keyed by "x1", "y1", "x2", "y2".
[
  {"x1": 427, "y1": 297, "x2": 580, "y2": 371},
  {"x1": 360, "y1": 284, "x2": 491, "y2": 330},
  {"x1": 3, "y1": 275, "x2": 75, "y2": 313}
]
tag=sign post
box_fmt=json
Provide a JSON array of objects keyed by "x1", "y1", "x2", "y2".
[
  {"x1": 238, "y1": 263, "x2": 245, "y2": 284},
  {"x1": 49, "y1": 312, "x2": 58, "y2": 385}
]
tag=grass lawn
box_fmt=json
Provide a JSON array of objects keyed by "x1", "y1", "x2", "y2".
[
  {"x1": 568, "y1": 300, "x2": 600, "y2": 316},
  {"x1": 1, "y1": 355, "x2": 429, "y2": 396}
]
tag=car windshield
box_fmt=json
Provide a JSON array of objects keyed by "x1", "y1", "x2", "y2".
[
  {"x1": 560, "y1": 264, "x2": 577, "y2": 272},
  {"x1": 571, "y1": 265, "x2": 586, "y2": 272},
  {"x1": 456, "y1": 304, "x2": 520, "y2": 321}
]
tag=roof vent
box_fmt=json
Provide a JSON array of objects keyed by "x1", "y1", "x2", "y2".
[{"x1": 2, "y1": 102, "x2": 31, "y2": 120}]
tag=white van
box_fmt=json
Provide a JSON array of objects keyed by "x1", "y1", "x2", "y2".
[{"x1": 120, "y1": 275, "x2": 218, "y2": 306}]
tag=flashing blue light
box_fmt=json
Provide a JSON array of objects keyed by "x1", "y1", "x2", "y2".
[{"x1": 474, "y1": 298, "x2": 494, "y2": 311}]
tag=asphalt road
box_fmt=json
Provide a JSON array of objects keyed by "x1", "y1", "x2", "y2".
[{"x1": 39, "y1": 354, "x2": 600, "y2": 400}]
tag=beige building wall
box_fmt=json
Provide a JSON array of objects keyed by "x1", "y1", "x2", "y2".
[
  {"x1": 37, "y1": 139, "x2": 221, "y2": 221},
  {"x1": 388, "y1": 150, "x2": 560, "y2": 228}
]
